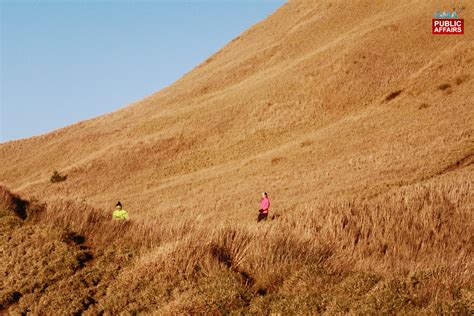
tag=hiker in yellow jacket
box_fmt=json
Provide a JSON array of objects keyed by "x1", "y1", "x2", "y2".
[{"x1": 112, "y1": 201, "x2": 129, "y2": 220}]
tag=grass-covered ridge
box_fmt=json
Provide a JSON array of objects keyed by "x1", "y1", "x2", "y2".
[{"x1": 1, "y1": 181, "x2": 472, "y2": 314}]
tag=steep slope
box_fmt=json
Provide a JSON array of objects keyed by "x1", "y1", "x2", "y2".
[
  {"x1": 1, "y1": 1, "x2": 474, "y2": 314},
  {"x1": 1, "y1": 0, "x2": 473, "y2": 219}
]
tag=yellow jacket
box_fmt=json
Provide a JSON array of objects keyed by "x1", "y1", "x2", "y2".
[{"x1": 112, "y1": 209, "x2": 129, "y2": 220}]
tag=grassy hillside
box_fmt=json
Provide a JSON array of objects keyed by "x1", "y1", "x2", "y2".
[
  {"x1": 0, "y1": 0, "x2": 472, "y2": 215},
  {"x1": 1, "y1": 0, "x2": 473, "y2": 314},
  {"x1": 1, "y1": 179, "x2": 473, "y2": 314}
]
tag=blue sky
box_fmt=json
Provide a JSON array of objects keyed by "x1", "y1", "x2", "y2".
[{"x1": 0, "y1": 0, "x2": 285, "y2": 143}]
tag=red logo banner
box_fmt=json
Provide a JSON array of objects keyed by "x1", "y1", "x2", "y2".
[{"x1": 432, "y1": 19, "x2": 464, "y2": 34}]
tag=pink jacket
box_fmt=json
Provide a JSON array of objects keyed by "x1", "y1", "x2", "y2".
[{"x1": 260, "y1": 197, "x2": 270, "y2": 214}]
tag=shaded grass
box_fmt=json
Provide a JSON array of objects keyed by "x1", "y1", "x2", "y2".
[
  {"x1": 438, "y1": 83, "x2": 451, "y2": 91},
  {"x1": 384, "y1": 89, "x2": 402, "y2": 102}
]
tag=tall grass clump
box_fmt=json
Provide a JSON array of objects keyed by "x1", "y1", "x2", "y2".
[{"x1": 50, "y1": 170, "x2": 67, "y2": 183}]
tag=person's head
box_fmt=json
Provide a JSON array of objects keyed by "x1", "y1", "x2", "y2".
[
  {"x1": 116, "y1": 201, "x2": 122, "y2": 210},
  {"x1": 261, "y1": 192, "x2": 268, "y2": 198}
]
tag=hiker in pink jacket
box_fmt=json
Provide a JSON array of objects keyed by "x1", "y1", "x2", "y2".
[{"x1": 258, "y1": 192, "x2": 270, "y2": 222}]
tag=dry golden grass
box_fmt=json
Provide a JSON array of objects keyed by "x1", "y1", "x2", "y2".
[
  {"x1": 1, "y1": 0, "x2": 474, "y2": 314},
  {"x1": 0, "y1": 1, "x2": 472, "y2": 216},
  {"x1": 1, "y1": 178, "x2": 472, "y2": 314}
]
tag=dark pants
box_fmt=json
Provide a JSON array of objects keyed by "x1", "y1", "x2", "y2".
[{"x1": 257, "y1": 211, "x2": 268, "y2": 222}]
